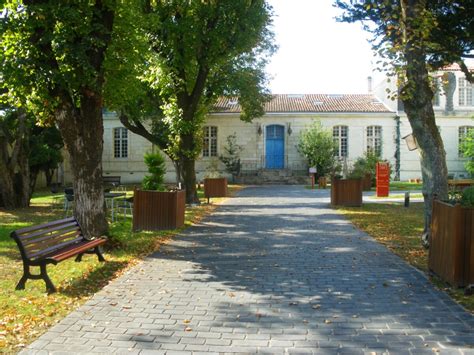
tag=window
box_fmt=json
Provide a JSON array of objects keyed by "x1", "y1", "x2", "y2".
[
  {"x1": 113, "y1": 127, "x2": 128, "y2": 158},
  {"x1": 203, "y1": 126, "x2": 218, "y2": 157},
  {"x1": 367, "y1": 126, "x2": 382, "y2": 156},
  {"x1": 459, "y1": 78, "x2": 473, "y2": 106},
  {"x1": 459, "y1": 126, "x2": 474, "y2": 157},
  {"x1": 333, "y1": 126, "x2": 348, "y2": 158}
]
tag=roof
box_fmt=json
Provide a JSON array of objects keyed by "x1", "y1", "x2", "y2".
[
  {"x1": 212, "y1": 94, "x2": 392, "y2": 114},
  {"x1": 440, "y1": 63, "x2": 474, "y2": 72}
]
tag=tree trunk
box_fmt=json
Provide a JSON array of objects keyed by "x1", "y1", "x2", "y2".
[
  {"x1": 180, "y1": 133, "x2": 200, "y2": 204},
  {"x1": 401, "y1": 0, "x2": 448, "y2": 247},
  {"x1": 45, "y1": 168, "x2": 54, "y2": 186},
  {"x1": 0, "y1": 111, "x2": 31, "y2": 209},
  {"x1": 56, "y1": 96, "x2": 108, "y2": 239}
]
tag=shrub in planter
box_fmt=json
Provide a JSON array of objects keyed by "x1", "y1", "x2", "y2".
[
  {"x1": 461, "y1": 186, "x2": 474, "y2": 207},
  {"x1": 142, "y1": 152, "x2": 166, "y2": 191},
  {"x1": 349, "y1": 151, "x2": 390, "y2": 189},
  {"x1": 133, "y1": 151, "x2": 185, "y2": 231}
]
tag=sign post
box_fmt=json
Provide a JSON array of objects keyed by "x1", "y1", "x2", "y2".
[
  {"x1": 376, "y1": 162, "x2": 390, "y2": 197},
  {"x1": 309, "y1": 167, "x2": 317, "y2": 190}
]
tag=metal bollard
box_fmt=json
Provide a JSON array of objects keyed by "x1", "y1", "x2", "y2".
[{"x1": 404, "y1": 191, "x2": 410, "y2": 207}]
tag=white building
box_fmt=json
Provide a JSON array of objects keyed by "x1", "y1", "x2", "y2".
[{"x1": 60, "y1": 67, "x2": 474, "y2": 185}]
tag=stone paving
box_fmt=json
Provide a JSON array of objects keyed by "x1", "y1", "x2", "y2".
[{"x1": 22, "y1": 186, "x2": 474, "y2": 354}]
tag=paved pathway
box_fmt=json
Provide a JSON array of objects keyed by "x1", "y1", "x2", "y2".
[{"x1": 23, "y1": 186, "x2": 473, "y2": 354}]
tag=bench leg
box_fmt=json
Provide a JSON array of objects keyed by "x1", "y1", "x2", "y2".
[
  {"x1": 95, "y1": 246, "x2": 106, "y2": 262},
  {"x1": 16, "y1": 264, "x2": 30, "y2": 290},
  {"x1": 40, "y1": 264, "x2": 56, "y2": 293},
  {"x1": 15, "y1": 262, "x2": 32, "y2": 290},
  {"x1": 74, "y1": 246, "x2": 105, "y2": 262}
]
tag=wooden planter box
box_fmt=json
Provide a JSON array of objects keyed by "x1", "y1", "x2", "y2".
[
  {"x1": 204, "y1": 178, "x2": 227, "y2": 200},
  {"x1": 132, "y1": 189, "x2": 185, "y2": 231},
  {"x1": 318, "y1": 176, "x2": 327, "y2": 189},
  {"x1": 331, "y1": 178, "x2": 363, "y2": 207},
  {"x1": 429, "y1": 200, "x2": 474, "y2": 287},
  {"x1": 362, "y1": 173, "x2": 372, "y2": 191}
]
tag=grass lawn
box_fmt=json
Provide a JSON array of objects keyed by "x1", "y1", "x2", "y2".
[
  {"x1": 305, "y1": 181, "x2": 423, "y2": 191},
  {"x1": 388, "y1": 181, "x2": 423, "y2": 191},
  {"x1": 368, "y1": 192, "x2": 423, "y2": 199},
  {"x1": 0, "y1": 186, "x2": 240, "y2": 353},
  {"x1": 337, "y1": 202, "x2": 474, "y2": 313}
]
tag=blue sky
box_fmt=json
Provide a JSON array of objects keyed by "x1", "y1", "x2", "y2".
[{"x1": 265, "y1": 0, "x2": 377, "y2": 94}]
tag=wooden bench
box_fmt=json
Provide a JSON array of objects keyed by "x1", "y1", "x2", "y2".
[{"x1": 10, "y1": 217, "x2": 106, "y2": 293}]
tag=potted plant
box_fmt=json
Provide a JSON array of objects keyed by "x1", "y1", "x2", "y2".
[
  {"x1": 350, "y1": 151, "x2": 385, "y2": 191},
  {"x1": 203, "y1": 158, "x2": 227, "y2": 202},
  {"x1": 429, "y1": 187, "x2": 474, "y2": 287},
  {"x1": 133, "y1": 152, "x2": 185, "y2": 231}
]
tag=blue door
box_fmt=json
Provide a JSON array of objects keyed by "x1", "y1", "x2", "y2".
[{"x1": 266, "y1": 125, "x2": 284, "y2": 169}]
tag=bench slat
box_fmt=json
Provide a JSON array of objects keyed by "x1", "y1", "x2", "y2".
[
  {"x1": 17, "y1": 221, "x2": 80, "y2": 244},
  {"x1": 27, "y1": 237, "x2": 85, "y2": 261},
  {"x1": 24, "y1": 231, "x2": 83, "y2": 258},
  {"x1": 20, "y1": 223, "x2": 80, "y2": 244},
  {"x1": 47, "y1": 238, "x2": 106, "y2": 263},
  {"x1": 13, "y1": 217, "x2": 77, "y2": 236}
]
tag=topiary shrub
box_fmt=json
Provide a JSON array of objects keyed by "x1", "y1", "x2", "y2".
[
  {"x1": 142, "y1": 151, "x2": 166, "y2": 191},
  {"x1": 461, "y1": 186, "x2": 474, "y2": 207}
]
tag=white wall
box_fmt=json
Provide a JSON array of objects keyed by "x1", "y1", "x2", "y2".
[{"x1": 62, "y1": 104, "x2": 472, "y2": 184}]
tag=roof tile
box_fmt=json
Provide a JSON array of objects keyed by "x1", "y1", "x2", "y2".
[{"x1": 212, "y1": 94, "x2": 392, "y2": 114}]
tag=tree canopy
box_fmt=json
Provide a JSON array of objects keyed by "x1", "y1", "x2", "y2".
[
  {"x1": 114, "y1": 0, "x2": 275, "y2": 203},
  {"x1": 335, "y1": 0, "x2": 473, "y2": 246},
  {"x1": 0, "y1": 0, "x2": 140, "y2": 237}
]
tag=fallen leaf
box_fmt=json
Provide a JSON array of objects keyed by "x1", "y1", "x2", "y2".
[
  {"x1": 183, "y1": 319, "x2": 191, "y2": 324},
  {"x1": 184, "y1": 327, "x2": 192, "y2": 332}
]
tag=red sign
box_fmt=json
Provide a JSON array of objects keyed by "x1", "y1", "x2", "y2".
[{"x1": 376, "y1": 162, "x2": 390, "y2": 197}]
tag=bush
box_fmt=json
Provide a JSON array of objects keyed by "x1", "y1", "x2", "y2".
[
  {"x1": 297, "y1": 120, "x2": 341, "y2": 178},
  {"x1": 142, "y1": 151, "x2": 166, "y2": 191},
  {"x1": 219, "y1": 133, "x2": 243, "y2": 181},
  {"x1": 461, "y1": 186, "x2": 474, "y2": 207},
  {"x1": 348, "y1": 151, "x2": 390, "y2": 184}
]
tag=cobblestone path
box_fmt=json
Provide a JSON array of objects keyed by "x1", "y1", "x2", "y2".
[{"x1": 22, "y1": 186, "x2": 473, "y2": 354}]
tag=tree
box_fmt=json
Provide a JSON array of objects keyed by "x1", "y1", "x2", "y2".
[
  {"x1": 130, "y1": 0, "x2": 275, "y2": 204},
  {"x1": 297, "y1": 121, "x2": 340, "y2": 179},
  {"x1": 335, "y1": 0, "x2": 473, "y2": 247},
  {"x1": 0, "y1": 108, "x2": 31, "y2": 209},
  {"x1": 1, "y1": 1, "x2": 141, "y2": 237},
  {"x1": 29, "y1": 124, "x2": 63, "y2": 192},
  {"x1": 219, "y1": 133, "x2": 243, "y2": 182}
]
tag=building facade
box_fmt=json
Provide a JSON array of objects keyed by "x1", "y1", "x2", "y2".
[{"x1": 58, "y1": 67, "x2": 473, "y2": 185}]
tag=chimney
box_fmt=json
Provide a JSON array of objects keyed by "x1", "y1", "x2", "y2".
[{"x1": 367, "y1": 76, "x2": 373, "y2": 94}]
